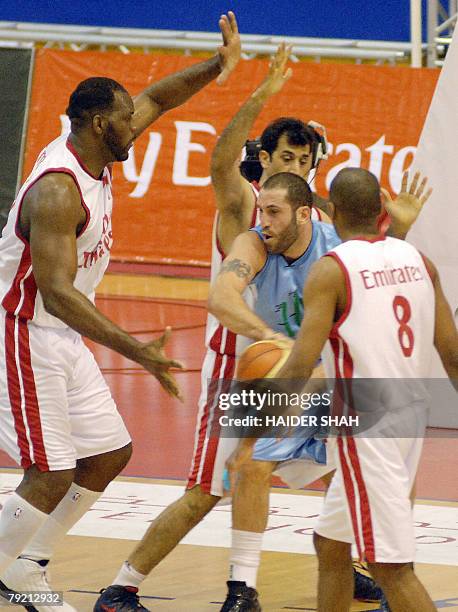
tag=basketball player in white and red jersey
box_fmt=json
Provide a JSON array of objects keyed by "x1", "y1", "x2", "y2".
[
  {"x1": 228, "y1": 167, "x2": 458, "y2": 612},
  {"x1": 0, "y1": 12, "x2": 241, "y2": 611}
]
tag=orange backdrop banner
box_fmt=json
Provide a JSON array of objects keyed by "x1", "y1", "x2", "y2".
[{"x1": 24, "y1": 49, "x2": 439, "y2": 267}]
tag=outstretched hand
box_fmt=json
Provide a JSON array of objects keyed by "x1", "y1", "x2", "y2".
[
  {"x1": 381, "y1": 170, "x2": 432, "y2": 236},
  {"x1": 137, "y1": 327, "x2": 184, "y2": 400},
  {"x1": 216, "y1": 11, "x2": 241, "y2": 85},
  {"x1": 259, "y1": 42, "x2": 293, "y2": 97}
]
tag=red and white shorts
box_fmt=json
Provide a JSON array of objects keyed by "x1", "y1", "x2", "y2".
[
  {"x1": 315, "y1": 433, "x2": 424, "y2": 563},
  {"x1": 187, "y1": 349, "x2": 238, "y2": 496},
  {"x1": 0, "y1": 312, "x2": 131, "y2": 472}
]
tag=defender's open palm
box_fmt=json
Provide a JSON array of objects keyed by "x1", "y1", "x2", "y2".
[
  {"x1": 138, "y1": 327, "x2": 183, "y2": 399},
  {"x1": 217, "y1": 11, "x2": 241, "y2": 85},
  {"x1": 381, "y1": 170, "x2": 432, "y2": 233}
]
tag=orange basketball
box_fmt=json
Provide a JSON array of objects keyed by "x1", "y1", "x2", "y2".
[{"x1": 236, "y1": 340, "x2": 291, "y2": 380}]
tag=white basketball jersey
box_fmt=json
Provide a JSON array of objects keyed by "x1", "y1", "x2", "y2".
[
  {"x1": 322, "y1": 236, "x2": 435, "y2": 379},
  {"x1": 0, "y1": 134, "x2": 113, "y2": 328},
  {"x1": 205, "y1": 181, "x2": 324, "y2": 356}
]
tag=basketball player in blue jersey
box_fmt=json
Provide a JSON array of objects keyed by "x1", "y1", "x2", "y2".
[
  {"x1": 209, "y1": 170, "x2": 431, "y2": 611},
  {"x1": 226, "y1": 168, "x2": 457, "y2": 612},
  {"x1": 0, "y1": 11, "x2": 241, "y2": 611}
]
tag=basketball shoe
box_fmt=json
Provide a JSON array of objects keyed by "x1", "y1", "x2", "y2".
[
  {"x1": 93, "y1": 585, "x2": 150, "y2": 611},
  {"x1": 220, "y1": 581, "x2": 261, "y2": 611},
  {"x1": 352, "y1": 561, "x2": 383, "y2": 602},
  {"x1": 0, "y1": 558, "x2": 76, "y2": 611},
  {"x1": 380, "y1": 593, "x2": 392, "y2": 611}
]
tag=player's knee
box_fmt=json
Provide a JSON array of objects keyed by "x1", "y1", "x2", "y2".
[
  {"x1": 113, "y1": 442, "x2": 133, "y2": 470},
  {"x1": 238, "y1": 459, "x2": 273, "y2": 485},
  {"x1": 18, "y1": 465, "x2": 75, "y2": 512},
  {"x1": 367, "y1": 561, "x2": 412, "y2": 587},
  {"x1": 314, "y1": 532, "x2": 351, "y2": 568}
]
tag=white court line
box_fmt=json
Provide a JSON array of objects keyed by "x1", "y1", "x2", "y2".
[{"x1": 1, "y1": 474, "x2": 457, "y2": 566}]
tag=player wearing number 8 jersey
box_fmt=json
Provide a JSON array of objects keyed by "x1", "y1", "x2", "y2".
[{"x1": 322, "y1": 238, "x2": 434, "y2": 379}]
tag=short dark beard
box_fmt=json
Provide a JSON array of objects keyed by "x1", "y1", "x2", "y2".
[
  {"x1": 268, "y1": 215, "x2": 299, "y2": 254},
  {"x1": 103, "y1": 122, "x2": 128, "y2": 162}
]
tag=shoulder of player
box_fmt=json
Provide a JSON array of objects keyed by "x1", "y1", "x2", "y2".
[
  {"x1": 418, "y1": 251, "x2": 438, "y2": 283},
  {"x1": 312, "y1": 219, "x2": 340, "y2": 245},
  {"x1": 232, "y1": 229, "x2": 265, "y2": 253},
  {"x1": 25, "y1": 172, "x2": 84, "y2": 225},
  {"x1": 217, "y1": 176, "x2": 255, "y2": 213},
  {"x1": 308, "y1": 255, "x2": 344, "y2": 291},
  {"x1": 229, "y1": 230, "x2": 266, "y2": 269}
]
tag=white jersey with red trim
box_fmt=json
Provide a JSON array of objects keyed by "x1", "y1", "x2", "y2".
[
  {"x1": 0, "y1": 134, "x2": 113, "y2": 328},
  {"x1": 322, "y1": 236, "x2": 435, "y2": 380},
  {"x1": 205, "y1": 181, "x2": 324, "y2": 356}
]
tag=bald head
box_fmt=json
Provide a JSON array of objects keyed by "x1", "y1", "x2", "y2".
[{"x1": 330, "y1": 168, "x2": 381, "y2": 229}]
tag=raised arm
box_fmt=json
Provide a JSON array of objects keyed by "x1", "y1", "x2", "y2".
[
  {"x1": 210, "y1": 44, "x2": 292, "y2": 253},
  {"x1": 208, "y1": 231, "x2": 277, "y2": 340},
  {"x1": 22, "y1": 174, "x2": 182, "y2": 398},
  {"x1": 422, "y1": 256, "x2": 458, "y2": 389},
  {"x1": 132, "y1": 12, "x2": 240, "y2": 137}
]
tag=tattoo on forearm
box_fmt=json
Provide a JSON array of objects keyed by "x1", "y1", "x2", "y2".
[{"x1": 220, "y1": 258, "x2": 252, "y2": 278}]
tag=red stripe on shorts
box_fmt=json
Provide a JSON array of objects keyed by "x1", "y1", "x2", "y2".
[
  {"x1": 333, "y1": 334, "x2": 375, "y2": 561},
  {"x1": 1, "y1": 249, "x2": 33, "y2": 315},
  {"x1": 200, "y1": 355, "x2": 236, "y2": 487},
  {"x1": 17, "y1": 319, "x2": 49, "y2": 471},
  {"x1": 4, "y1": 315, "x2": 32, "y2": 468},
  {"x1": 338, "y1": 436, "x2": 363, "y2": 558},
  {"x1": 187, "y1": 352, "x2": 223, "y2": 488},
  {"x1": 346, "y1": 436, "x2": 376, "y2": 562}
]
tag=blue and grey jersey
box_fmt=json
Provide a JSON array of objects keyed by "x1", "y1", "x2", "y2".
[{"x1": 250, "y1": 221, "x2": 341, "y2": 338}]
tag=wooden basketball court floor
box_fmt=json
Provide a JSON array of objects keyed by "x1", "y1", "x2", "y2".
[{"x1": 0, "y1": 270, "x2": 457, "y2": 611}]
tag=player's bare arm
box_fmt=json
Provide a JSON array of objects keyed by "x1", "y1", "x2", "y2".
[
  {"x1": 132, "y1": 11, "x2": 240, "y2": 137},
  {"x1": 208, "y1": 231, "x2": 277, "y2": 340},
  {"x1": 277, "y1": 256, "x2": 344, "y2": 379},
  {"x1": 211, "y1": 43, "x2": 292, "y2": 253},
  {"x1": 22, "y1": 173, "x2": 182, "y2": 398},
  {"x1": 382, "y1": 170, "x2": 432, "y2": 239},
  {"x1": 422, "y1": 255, "x2": 458, "y2": 389}
]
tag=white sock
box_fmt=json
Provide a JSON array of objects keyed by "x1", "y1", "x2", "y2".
[
  {"x1": 113, "y1": 561, "x2": 146, "y2": 588},
  {"x1": 0, "y1": 493, "x2": 48, "y2": 574},
  {"x1": 229, "y1": 529, "x2": 263, "y2": 588},
  {"x1": 21, "y1": 483, "x2": 101, "y2": 561}
]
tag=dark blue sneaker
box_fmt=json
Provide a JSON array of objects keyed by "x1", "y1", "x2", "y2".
[
  {"x1": 93, "y1": 585, "x2": 149, "y2": 611},
  {"x1": 220, "y1": 581, "x2": 261, "y2": 611},
  {"x1": 380, "y1": 593, "x2": 391, "y2": 611},
  {"x1": 353, "y1": 562, "x2": 383, "y2": 602}
]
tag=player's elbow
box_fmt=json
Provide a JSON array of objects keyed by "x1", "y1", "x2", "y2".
[
  {"x1": 207, "y1": 290, "x2": 221, "y2": 318},
  {"x1": 437, "y1": 338, "x2": 458, "y2": 386},
  {"x1": 210, "y1": 146, "x2": 227, "y2": 177},
  {"x1": 207, "y1": 285, "x2": 230, "y2": 321},
  {"x1": 40, "y1": 284, "x2": 70, "y2": 319},
  {"x1": 443, "y1": 350, "x2": 458, "y2": 385}
]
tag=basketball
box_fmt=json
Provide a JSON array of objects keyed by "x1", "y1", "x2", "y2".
[{"x1": 236, "y1": 340, "x2": 291, "y2": 380}]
